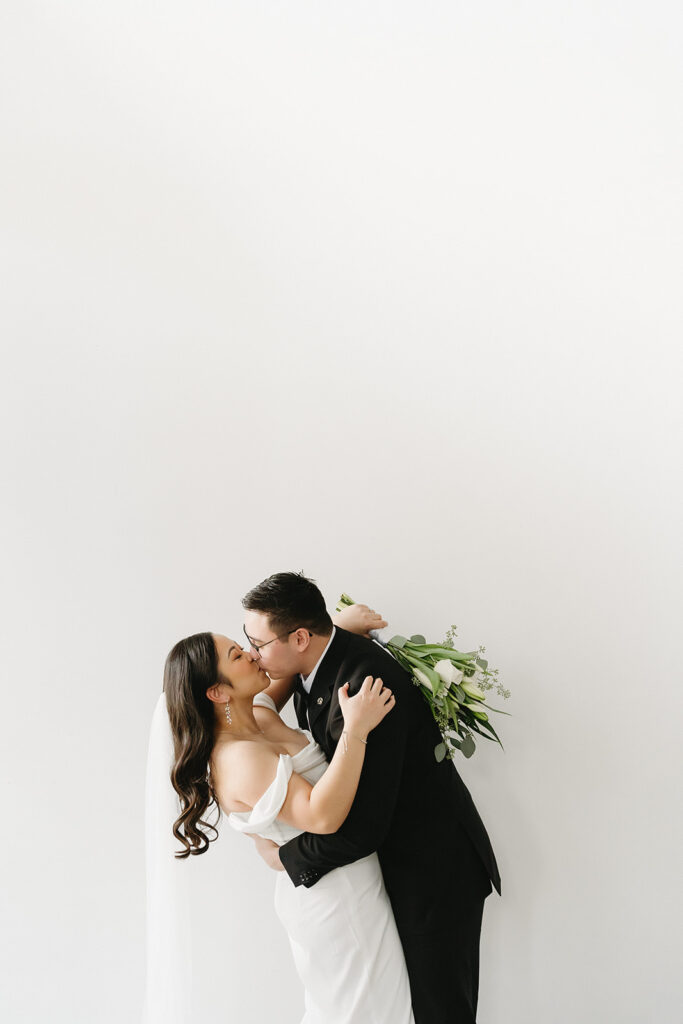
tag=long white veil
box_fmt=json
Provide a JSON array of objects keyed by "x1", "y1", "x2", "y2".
[
  {"x1": 142, "y1": 692, "x2": 193, "y2": 1023},
  {"x1": 141, "y1": 625, "x2": 386, "y2": 1021}
]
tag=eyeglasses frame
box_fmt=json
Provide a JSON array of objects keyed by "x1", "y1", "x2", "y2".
[{"x1": 242, "y1": 623, "x2": 313, "y2": 654}]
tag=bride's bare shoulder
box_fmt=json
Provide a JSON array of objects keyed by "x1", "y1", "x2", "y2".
[
  {"x1": 252, "y1": 702, "x2": 282, "y2": 731},
  {"x1": 212, "y1": 739, "x2": 281, "y2": 809},
  {"x1": 212, "y1": 736, "x2": 278, "y2": 771}
]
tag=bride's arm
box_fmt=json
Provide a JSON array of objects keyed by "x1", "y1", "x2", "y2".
[{"x1": 226, "y1": 678, "x2": 396, "y2": 835}]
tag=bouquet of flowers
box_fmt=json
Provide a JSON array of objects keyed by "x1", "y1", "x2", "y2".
[{"x1": 336, "y1": 593, "x2": 511, "y2": 763}]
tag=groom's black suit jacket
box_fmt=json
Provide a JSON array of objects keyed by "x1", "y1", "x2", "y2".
[{"x1": 279, "y1": 627, "x2": 501, "y2": 935}]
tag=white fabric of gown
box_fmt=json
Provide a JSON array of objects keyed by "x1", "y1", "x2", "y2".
[{"x1": 227, "y1": 692, "x2": 415, "y2": 1024}]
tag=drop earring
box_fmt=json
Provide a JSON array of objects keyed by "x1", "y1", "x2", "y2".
[{"x1": 225, "y1": 701, "x2": 232, "y2": 726}]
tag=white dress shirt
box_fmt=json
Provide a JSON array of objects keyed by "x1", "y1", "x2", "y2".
[{"x1": 300, "y1": 626, "x2": 337, "y2": 695}]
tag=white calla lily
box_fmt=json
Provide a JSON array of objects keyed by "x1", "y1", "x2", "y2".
[
  {"x1": 434, "y1": 660, "x2": 464, "y2": 688},
  {"x1": 412, "y1": 668, "x2": 433, "y2": 692},
  {"x1": 461, "y1": 680, "x2": 485, "y2": 700},
  {"x1": 465, "y1": 702, "x2": 488, "y2": 720}
]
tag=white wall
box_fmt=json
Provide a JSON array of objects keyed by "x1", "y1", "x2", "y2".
[{"x1": 1, "y1": 3, "x2": 681, "y2": 1022}]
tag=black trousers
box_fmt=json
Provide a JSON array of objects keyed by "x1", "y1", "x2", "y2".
[{"x1": 391, "y1": 829, "x2": 492, "y2": 1024}]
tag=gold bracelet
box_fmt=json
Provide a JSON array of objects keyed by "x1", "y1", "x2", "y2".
[{"x1": 342, "y1": 730, "x2": 368, "y2": 754}]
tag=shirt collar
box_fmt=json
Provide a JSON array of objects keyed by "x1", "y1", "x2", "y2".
[{"x1": 300, "y1": 626, "x2": 336, "y2": 694}]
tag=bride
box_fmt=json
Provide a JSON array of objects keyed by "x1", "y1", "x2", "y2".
[{"x1": 145, "y1": 603, "x2": 416, "y2": 1024}]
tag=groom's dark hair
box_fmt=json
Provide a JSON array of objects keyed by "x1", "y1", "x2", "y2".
[{"x1": 242, "y1": 571, "x2": 333, "y2": 636}]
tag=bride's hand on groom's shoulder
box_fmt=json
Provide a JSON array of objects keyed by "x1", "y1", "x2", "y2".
[
  {"x1": 339, "y1": 676, "x2": 396, "y2": 738},
  {"x1": 332, "y1": 603, "x2": 388, "y2": 638}
]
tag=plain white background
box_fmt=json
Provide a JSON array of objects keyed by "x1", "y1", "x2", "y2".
[{"x1": 1, "y1": 2, "x2": 681, "y2": 1022}]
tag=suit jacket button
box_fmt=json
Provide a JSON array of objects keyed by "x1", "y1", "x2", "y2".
[{"x1": 316, "y1": 697, "x2": 324, "y2": 705}]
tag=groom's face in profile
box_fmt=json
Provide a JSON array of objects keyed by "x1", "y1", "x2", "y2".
[{"x1": 243, "y1": 610, "x2": 310, "y2": 677}]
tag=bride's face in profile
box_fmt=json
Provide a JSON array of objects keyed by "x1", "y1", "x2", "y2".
[{"x1": 212, "y1": 634, "x2": 269, "y2": 697}]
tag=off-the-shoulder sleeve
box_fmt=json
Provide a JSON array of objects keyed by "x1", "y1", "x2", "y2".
[
  {"x1": 252, "y1": 691, "x2": 278, "y2": 713},
  {"x1": 227, "y1": 755, "x2": 294, "y2": 834}
]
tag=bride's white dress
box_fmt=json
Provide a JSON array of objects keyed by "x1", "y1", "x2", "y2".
[{"x1": 227, "y1": 692, "x2": 415, "y2": 1024}]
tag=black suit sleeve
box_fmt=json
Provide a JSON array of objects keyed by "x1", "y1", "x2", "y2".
[{"x1": 278, "y1": 658, "x2": 411, "y2": 888}]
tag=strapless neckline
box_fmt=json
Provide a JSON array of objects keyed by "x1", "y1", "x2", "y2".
[{"x1": 285, "y1": 732, "x2": 316, "y2": 761}]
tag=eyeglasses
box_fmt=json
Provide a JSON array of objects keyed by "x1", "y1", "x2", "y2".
[{"x1": 242, "y1": 624, "x2": 313, "y2": 653}]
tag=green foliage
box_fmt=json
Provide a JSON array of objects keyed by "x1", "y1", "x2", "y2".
[
  {"x1": 337, "y1": 594, "x2": 511, "y2": 764},
  {"x1": 388, "y1": 634, "x2": 408, "y2": 649},
  {"x1": 460, "y1": 733, "x2": 476, "y2": 758}
]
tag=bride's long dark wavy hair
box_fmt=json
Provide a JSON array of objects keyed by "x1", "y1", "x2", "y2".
[{"x1": 163, "y1": 632, "x2": 225, "y2": 859}]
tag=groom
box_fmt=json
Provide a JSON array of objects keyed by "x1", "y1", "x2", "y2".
[{"x1": 242, "y1": 572, "x2": 501, "y2": 1024}]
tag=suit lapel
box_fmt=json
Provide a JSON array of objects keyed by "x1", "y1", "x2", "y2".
[
  {"x1": 306, "y1": 628, "x2": 351, "y2": 739},
  {"x1": 292, "y1": 676, "x2": 309, "y2": 731}
]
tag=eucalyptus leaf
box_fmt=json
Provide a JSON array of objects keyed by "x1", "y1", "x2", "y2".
[
  {"x1": 476, "y1": 657, "x2": 488, "y2": 670},
  {"x1": 434, "y1": 742, "x2": 447, "y2": 762},
  {"x1": 410, "y1": 634, "x2": 426, "y2": 645},
  {"x1": 460, "y1": 733, "x2": 476, "y2": 758},
  {"x1": 388, "y1": 635, "x2": 408, "y2": 649}
]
